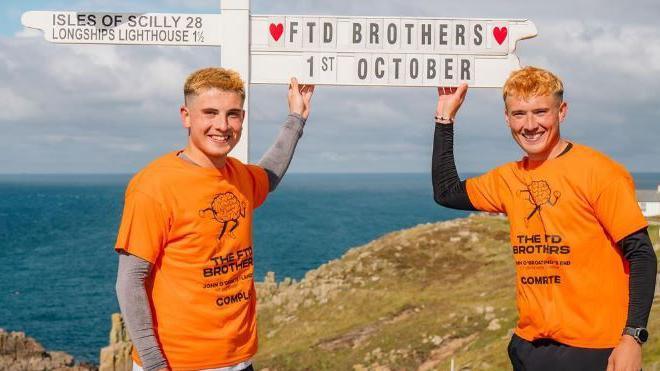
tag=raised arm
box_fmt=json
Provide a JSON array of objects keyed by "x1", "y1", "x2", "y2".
[
  {"x1": 431, "y1": 84, "x2": 477, "y2": 211},
  {"x1": 258, "y1": 78, "x2": 315, "y2": 191}
]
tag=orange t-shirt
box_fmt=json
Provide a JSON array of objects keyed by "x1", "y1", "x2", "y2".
[
  {"x1": 115, "y1": 151, "x2": 269, "y2": 370},
  {"x1": 466, "y1": 143, "x2": 647, "y2": 348}
]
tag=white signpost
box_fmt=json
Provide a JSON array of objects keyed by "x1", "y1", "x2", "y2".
[{"x1": 21, "y1": 0, "x2": 537, "y2": 162}]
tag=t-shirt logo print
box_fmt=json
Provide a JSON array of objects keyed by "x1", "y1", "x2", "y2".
[
  {"x1": 519, "y1": 180, "x2": 561, "y2": 221},
  {"x1": 199, "y1": 192, "x2": 248, "y2": 240}
]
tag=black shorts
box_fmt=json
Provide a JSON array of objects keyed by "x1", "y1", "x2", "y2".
[{"x1": 508, "y1": 334, "x2": 613, "y2": 371}]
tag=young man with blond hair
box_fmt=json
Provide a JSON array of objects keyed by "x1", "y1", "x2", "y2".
[
  {"x1": 114, "y1": 67, "x2": 314, "y2": 371},
  {"x1": 432, "y1": 66, "x2": 656, "y2": 370}
]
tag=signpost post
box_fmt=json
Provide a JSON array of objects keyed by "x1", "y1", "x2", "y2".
[{"x1": 21, "y1": 1, "x2": 537, "y2": 162}]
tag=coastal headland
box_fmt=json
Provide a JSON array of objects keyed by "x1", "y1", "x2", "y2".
[{"x1": 3, "y1": 215, "x2": 659, "y2": 370}]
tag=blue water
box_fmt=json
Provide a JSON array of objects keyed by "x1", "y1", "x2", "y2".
[{"x1": 0, "y1": 172, "x2": 658, "y2": 362}]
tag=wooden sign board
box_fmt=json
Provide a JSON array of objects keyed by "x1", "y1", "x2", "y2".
[{"x1": 250, "y1": 16, "x2": 536, "y2": 87}]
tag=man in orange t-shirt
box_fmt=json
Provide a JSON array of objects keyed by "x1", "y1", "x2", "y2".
[
  {"x1": 114, "y1": 68, "x2": 315, "y2": 371},
  {"x1": 431, "y1": 66, "x2": 656, "y2": 370}
]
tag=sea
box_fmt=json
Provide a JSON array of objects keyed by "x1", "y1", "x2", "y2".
[{"x1": 1, "y1": 172, "x2": 658, "y2": 362}]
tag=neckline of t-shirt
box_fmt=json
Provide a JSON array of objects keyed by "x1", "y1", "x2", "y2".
[
  {"x1": 171, "y1": 150, "x2": 229, "y2": 177},
  {"x1": 521, "y1": 141, "x2": 577, "y2": 171}
]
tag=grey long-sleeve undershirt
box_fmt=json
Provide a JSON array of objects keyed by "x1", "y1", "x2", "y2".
[
  {"x1": 258, "y1": 113, "x2": 306, "y2": 191},
  {"x1": 115, "y1": 114, "x2": 306, "y2": 370},
  {"x1": 116, "y1": 253, "x2": 168, "y2": 371}
]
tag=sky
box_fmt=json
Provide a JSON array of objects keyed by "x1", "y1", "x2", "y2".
[{"x1": 1, "y1": 0, "x2": 659, "y2": 174}]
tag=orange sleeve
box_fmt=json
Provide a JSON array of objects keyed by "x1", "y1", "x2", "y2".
[
  {"x1": 247, "y1": 164, "x2": 270, "y2": 209},
  {"x1": 466, "y1": 169, "x2": 506, "y2": 213},
  {"x1": 592, "y1": 174, "x2": 648, "y2": 243},
  {"x1": 114, "y1": 190, "x2": 169, "y2": 264}
]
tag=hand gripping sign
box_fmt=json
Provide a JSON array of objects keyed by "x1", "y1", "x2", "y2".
[{"x1": 21, "y1": 1, "x2": 537, "y2": 161}]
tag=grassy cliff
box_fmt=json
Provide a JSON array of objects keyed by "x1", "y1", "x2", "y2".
[{"x1": 254, "y1": 215, "x2": 660, "y2": 370}]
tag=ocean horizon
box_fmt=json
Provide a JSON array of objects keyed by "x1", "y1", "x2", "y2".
[{"x1": 1, "y1": 172, "x2": 659, "y2": 363}]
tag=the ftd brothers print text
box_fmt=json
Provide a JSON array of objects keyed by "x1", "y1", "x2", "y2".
[{"x1": 513, "y1": 234, "x2": 572, "y2": 286}]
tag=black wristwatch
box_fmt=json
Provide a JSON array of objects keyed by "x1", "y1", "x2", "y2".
[{"x1": 623, "y1": 327, "x2": 649, "y2": 344}]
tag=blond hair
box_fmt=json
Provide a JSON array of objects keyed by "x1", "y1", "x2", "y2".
[
  {"x1": 503, "y1": 66, "x2": 564, "y2": 104},
  {"x1": 183, "y1": 67, "x2": 245, "y2": 104}
]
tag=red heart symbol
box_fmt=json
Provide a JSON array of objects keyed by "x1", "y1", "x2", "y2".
[
  {"x1": 269, "y1": 23, "x2": 284, "y2": 42},
  {"x1": 493, "y1": 26, "x2": 508, "y2": 45}
]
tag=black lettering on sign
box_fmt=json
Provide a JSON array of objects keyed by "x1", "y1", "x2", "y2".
[
  {"x1": 387, "y1": 22, "x2": 397, "y2": 44},
  {"x1": 392, "y1": 58, "x2": 402, "y2": 79},
  {"x1": 306, "y1": 22, "x2": 316, "y2": 43},
  {"x1": 460, "y1": 59, "x2": 471, "y2": 80},
  {"x1": 421, "y1": 23, "x2": 432, "y2": 45},
  {"x1": 353, "y1": 23, "x2": 362, "y2": 44},
  {"x1": 444, "y1": 58, "x2": 454, "y2": 79},
  {"x1": 427, "y1": 58, "x2": 437, "y2": 79},
  {"x1": 409, "y1": 58, "x2": 419, "y2": 79},
  {"x1": 323, "y1": 22, "x2": 333, "y2": 43},
  {"x1": 438, "y1": 23, "x2": 449, "y2": 46},
  {"x1": 370, "y1": 23, "x2": 380, "y2": 45},
  {"x1": 289, "y1": 21, "x2": 298, "y2": 43},
  {"x1": 374, "y1": 57, "x2": 385, "y2": 79},
  {"x1": 455, "y1": 24, "x2": 466, "y2": 46},
  {"x1": 473, "y1": 24, "x2": 483, "y2": 45},
  {"x1": 358, "y1": 58, "x2": 368, "y2": 80},
  {"x1": 404, "y1": 23, "x2": 414, "y2": 45},
  {"x1": 306, "y1": 56, "x2": 314, "y2": 77},
  {"x1": 321, "y1": 56, "x2": 335, "y2": 72},
  {"x1": 101, "y1": 14, "x2": 123, "y2": 27}
]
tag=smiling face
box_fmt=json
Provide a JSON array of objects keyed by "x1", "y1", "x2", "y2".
[
  {"x1": 505, "y1": 94, "x2": 568, "y2": 162},
  {"x1": 180, "y1": 88, "x2": 245, "y2": 168}
]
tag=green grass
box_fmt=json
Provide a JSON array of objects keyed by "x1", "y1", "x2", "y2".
[{"x1": 254, "y1": 216, "x2": 518, "y2": 370}]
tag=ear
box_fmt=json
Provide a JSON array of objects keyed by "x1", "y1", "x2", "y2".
[
  {"x1": 558, "y1": 101, "x2": 568, "y2": 123},
  {"x1": 504, "y1": 108, "x2": 512, "y2": 128},
  {"x1": 180, "y1": 105, "x2": 191, "y2": 129}
]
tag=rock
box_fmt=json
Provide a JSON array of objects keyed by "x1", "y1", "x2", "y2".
[
  {"x1": 430, "y1": 336, "x2": 443, "y2": 346},
  {"x1": 264, "y1": 271, "x2": 276, "y2": 284},
  {"x1": 99, "y1": 314, "x2": 132, "y2": 371},
  {"x1": 0, "y1": 329, "x2": 96, "y2": 370},
  {"x1": 279, "y1": 277, "x2": 292, "y2": 288},
  {"x1": 487, "y1": 319, "x2": 501, "y2": 331}
]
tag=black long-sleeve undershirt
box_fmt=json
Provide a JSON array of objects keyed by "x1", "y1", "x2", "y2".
[
  {"x1": 620, "y1": 229, "x2": 657, "y2": 328},
  {"x1": 431, "y1": 124, "x2": 476, "y2": 211},
  {"x1": 431, "y1": 122, "x2": 657, "y2": 331}
]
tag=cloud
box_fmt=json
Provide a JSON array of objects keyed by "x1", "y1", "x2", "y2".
[
  {"x1": 0, "y1": 32, "x2": 220, "y2": 172},
  {"x1": 0, "y1": 87, "x2": 37, "y2": 120},
  {"x1": 41, "y1": 134, "x2": 148, "y2": 152},
  {"x1": 14, "y1": 28, "x2": 41, "y2": 38},
  {"x1": 0, "y1": 0, "x2": 659, "y2": 173}
]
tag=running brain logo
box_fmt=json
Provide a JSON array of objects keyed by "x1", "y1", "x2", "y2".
[
  {"x1": 519, "y1": 180, "x2": 560, "y2": 221},
  {"x1": 199, "y1": 192, "x2": 247, "y2": 240}
]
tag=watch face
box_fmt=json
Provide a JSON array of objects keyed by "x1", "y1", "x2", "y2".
[{"x1": 638, "y1": 328, "x2": 649, "y2": 343}]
